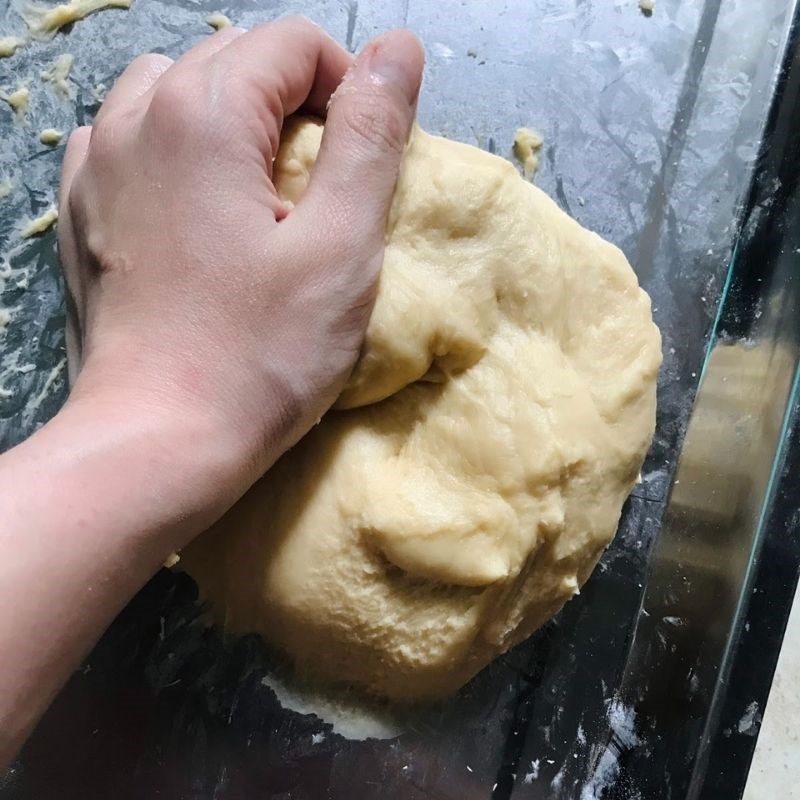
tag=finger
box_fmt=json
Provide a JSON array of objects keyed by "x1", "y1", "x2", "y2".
[
  {"x1": 96, "y1": 53, "x2": 173, "y2": 121},
  {"x1": 58, "y1": 126, "x2": 91, "y2": 292},
  {"x1": 294, "y1": 30, "x2": 424, "y2": 251},
  {"x1": 201, "y1": 15, "x2": 352, "y2": 163},
  {"x1": 64, "y1": 287, "x2": 83, "y2": 386},
  {"x1": 58, "y1": 126, "x2": 92, "y2": 384},
  {"x1": 58, "y1": 125, "x2": 91, "y2": 211},
  {"x1": 214, "y1": 17, "x2": 352, "y2": 114},
  {"x1": 170, "y1": 25, "x2": 246, "y2": 68}
]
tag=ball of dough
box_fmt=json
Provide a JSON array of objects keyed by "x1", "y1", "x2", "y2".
[{"x1": 181, "y1": 118, "x2": 661, "y2": 701}]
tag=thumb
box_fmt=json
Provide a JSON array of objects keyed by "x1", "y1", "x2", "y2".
[{"x1": 297, "y1": 29, "x2": 424, "y2": 248}]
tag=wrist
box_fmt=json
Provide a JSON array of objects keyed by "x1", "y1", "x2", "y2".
[
  {"x1": 49, "y1": 379, "x2": 254, "y2": 553},
  {"x1": 69, "y1": 335, "x2": 305, "y2": 485}
]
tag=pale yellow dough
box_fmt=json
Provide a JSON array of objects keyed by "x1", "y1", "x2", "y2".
[
  {"x1": 206, "y1": 11, "x2": 231, "y2": 30},
  {"x1": 39, "y1": 127, "x2": 63, "y2": 144},
  {"x1": 21, "y1": 205, "x2": 58, "y2": 237},
  {"x1": 182, "y1": 118, "x2": 661, "y2": 701},
  {"x1": 40, "y1": 53, "x2": 73, "y2": 96},
  {"x1": 17, "y1": 0, "x2": 131, "y2": 38},
  {"x1": 0, "y1": 36, "x2": 25, "y2": 58},
  {"x1": 513, "y1": 127, "x2": 543, "y2": 179}
]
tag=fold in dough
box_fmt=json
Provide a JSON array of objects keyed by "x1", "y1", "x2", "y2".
[{"x1": 181, "y1": 118, "x2": 662, "y2": 701}]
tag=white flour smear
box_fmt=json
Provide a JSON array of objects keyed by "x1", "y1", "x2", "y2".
[
  {"x1": 260, "y1": 672, "x2": 405, "y2": 741},
  {"x1": 580, "y1": 698, "x2": 640, "y2": 800}
]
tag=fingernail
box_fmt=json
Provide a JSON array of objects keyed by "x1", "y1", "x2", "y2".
[{"x1": 366, "y1": 38, "x2": 419, "y2": 104}]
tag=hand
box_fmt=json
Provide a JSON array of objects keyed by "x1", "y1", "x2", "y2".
[
  {"x1": 58, "y1": 17, "x2": 424, "y2": 522},
  {"x1": 0, "y1": 20, "x2": 424, "y2": 763}
]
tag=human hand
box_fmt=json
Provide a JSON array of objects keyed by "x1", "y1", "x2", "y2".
[
  {"x1": 1, "y1": 19, "x2": 426, "y2": 759},
  {"x1": 57, "y1": 17, "x2": 424, "y2": 522}
]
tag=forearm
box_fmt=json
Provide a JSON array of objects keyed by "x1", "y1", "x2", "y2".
[{"x1": 0, "y1": 393, "x2": 244, "y2": 764}]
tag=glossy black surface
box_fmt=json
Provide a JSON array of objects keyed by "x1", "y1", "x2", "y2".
[{"x1": 1, "y1": 1, "x2": 799, "y2": 798}]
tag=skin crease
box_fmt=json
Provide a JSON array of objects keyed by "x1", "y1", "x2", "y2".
[{"x1": 0, "y1": 18, "x2": 424, "y2": 766}]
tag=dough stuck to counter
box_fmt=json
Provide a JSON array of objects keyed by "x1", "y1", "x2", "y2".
[
  {"x1": 513, "y1": 127, "x2": 544, "y2": 179},
  {"x1": 17, "y1": 0, "x2": 131, "y2": 38},
  {"x1": 181, "y1": 118, "x2": 661, "y2": 701},
  {"x1": 0, "y1": 36, "x2": 25, "y2": 58},
  {"x1": 21, "y1": 205, "x2": 58, "y2": 237},
  {"x1": 39, "y1": 128, "x2": 63, "y2": 145},
  {"x1": 1, "y1": 83, "x2": 30, "y2": 121},
  {"x1": 206, "y1": 11, "x2": 231, "y2": 30},
  {"x1": 40, "y1": 53, "x2": 73, "y2": 96}
]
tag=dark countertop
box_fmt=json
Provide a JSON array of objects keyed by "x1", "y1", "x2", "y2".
[{"x1": 1, "y1": 1, "x2": 799, "y2": 798}]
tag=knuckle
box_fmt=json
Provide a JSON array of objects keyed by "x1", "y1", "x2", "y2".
[
  {"x1": 145, "y1": 71, "x2": 206, "y2": 132},
  {"x1": 86, "y1": 116, "x2": 126, "y2": 166},
  {"x1": 277, "y1": 14, "x2": 319, "y2": 34},
  {"x1": 65, "y1": 170, "x2": 89, "y2": 230},
  {"x1": 339, "y1": 95, "x2": 408, "y2": 155},
  {"x1": 148, "y1": 72, "x2": 193, "y2": 116},
  {"x1": 65, "y1": 125, "x2": 91, "y2": 157},
  {"x1": 131, "y1": 52, "x2": 172, "y2": 73}
]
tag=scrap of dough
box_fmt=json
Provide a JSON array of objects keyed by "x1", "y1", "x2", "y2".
[
  {"x1": 1, "y1": 84, "x2": 30, "y2": 121},
  {"x1": 181, "y1": 118, "x2": 661, "y2": 701},
  {"x1": 0, "y1": 36, "x2": 25, "y2": 58},
  {"x1": 206, "y1": 11, "x2": 231, "y2": 30},
  {"x1": 513, "y1": 127, "x2": 544, "y2": 179},
  {"x1": 17, "y1": 0, "x2": 132, "y2": 39},
  {"x1": 21, "y1": 206, "x2": 58, "y2": 238},
  {"x1": 39, "y1": 128, "x2": 63, "y2": 144},
  {"x1": 40, "y1": 53, "x2": 73, "y2": 95}
]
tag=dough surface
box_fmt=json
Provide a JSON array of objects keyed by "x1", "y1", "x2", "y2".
[{"x1": 182, "y1": 118, "x2": 661, "y2": 701}]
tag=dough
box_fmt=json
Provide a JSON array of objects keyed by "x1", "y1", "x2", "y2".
[
  {"x1": 206, "y1": 12, "x2": 231, "y2": 30},
  {"x1": 1, "y1": 83, "x2": 29, "y2": 120},
  {"x1": 39, "y1": 128, "x2": 63, "y2": 145},
  {"x1": 513, "y1": 127, "x2": 543, "y2": 179},
  {"x1": 17, "y1": 0, "x2": 131, "y2": 38},
  {"x1": 0, "y1": 36, "x2": 25, "y2": 58},
  {"x1": 40, "y1": 53, "x2": 73, "y2": 96},
  {"x1": 181, "y1": 118, "x2": 661, "y2": 701},
  {"x1": 21, "y1": 206, "x2": 57, "y2": 238}
]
